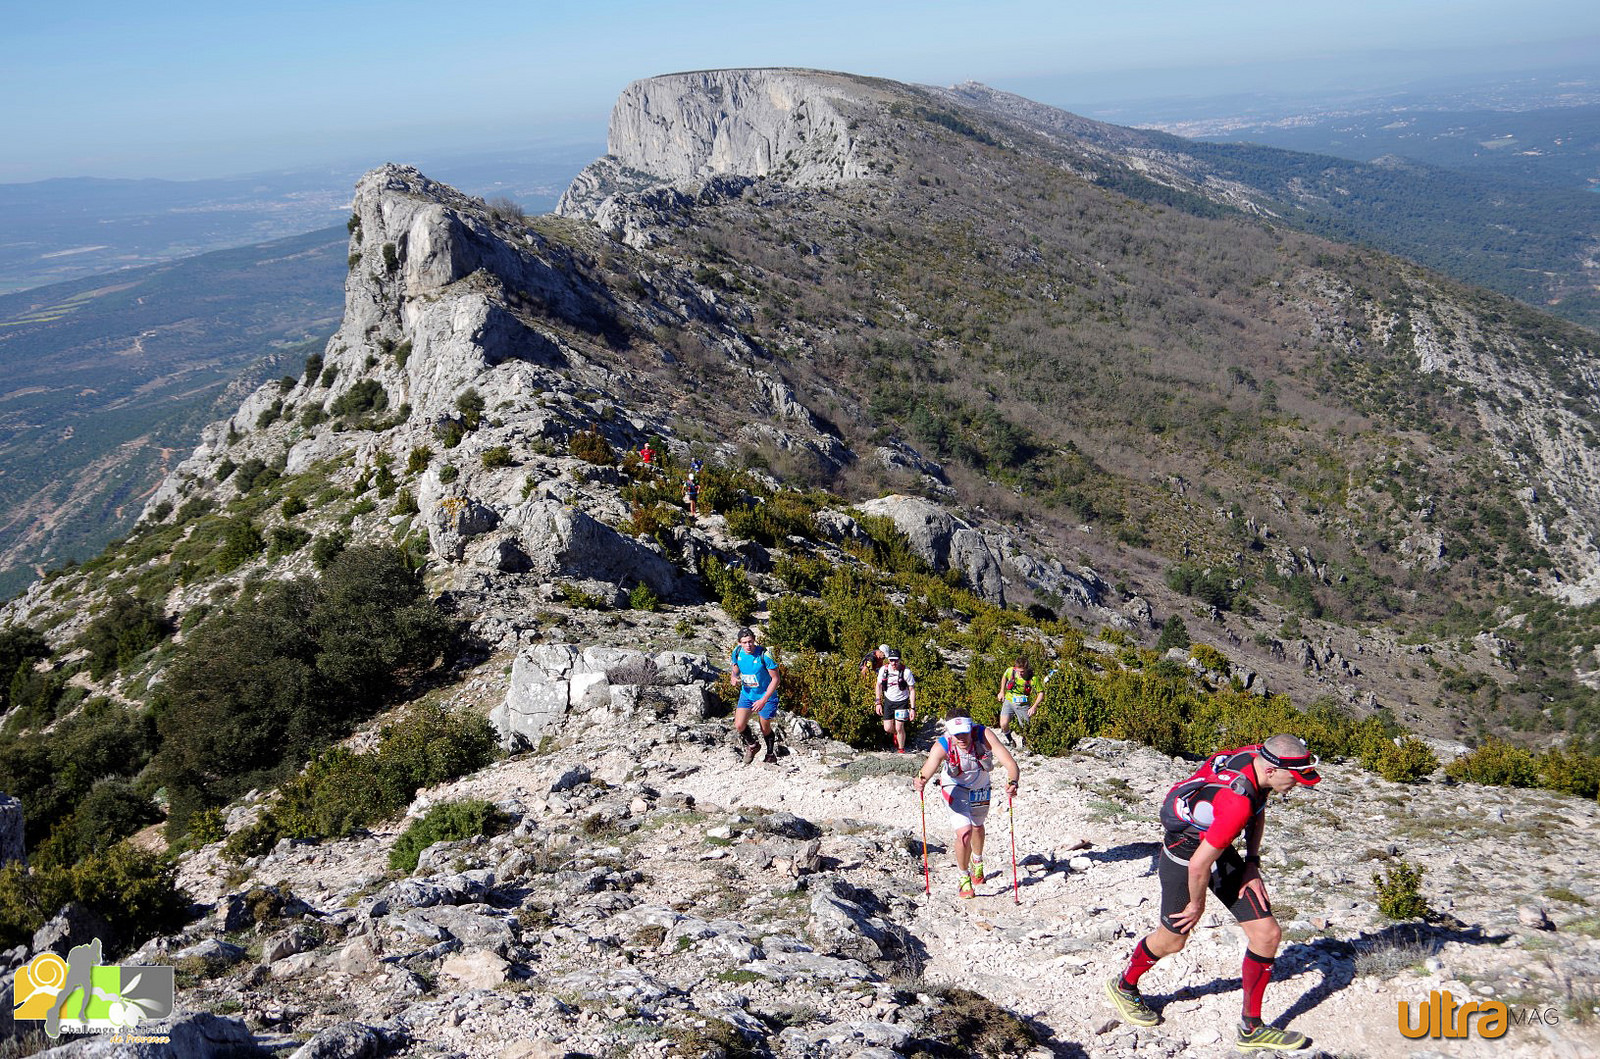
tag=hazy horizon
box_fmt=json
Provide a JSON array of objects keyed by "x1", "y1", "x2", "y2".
[{"x1": 6, "y1": 0, "x2": 1598, "y2": 184}]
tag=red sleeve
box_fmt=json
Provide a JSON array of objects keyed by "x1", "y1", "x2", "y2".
[{"x1": 1201, "y1": 787, "x2": 1253, "y2": 850}]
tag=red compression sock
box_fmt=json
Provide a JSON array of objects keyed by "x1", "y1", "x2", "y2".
[
  {"x1": 1241, "y1": 949, "x2": 1276, "y2": 1020},
  {"x1": 1120, "y1": 938, "x2": 1159, "y2": 990}
]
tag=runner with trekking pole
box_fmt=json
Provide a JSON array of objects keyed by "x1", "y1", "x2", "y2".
[{"x1": 913, "y1": 708, "x2": 1020, "y2": 899}]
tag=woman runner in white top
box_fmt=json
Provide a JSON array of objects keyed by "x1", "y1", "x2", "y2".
[{"x1": 913, "y1": 711, "x2": 1020, "y2": 899}]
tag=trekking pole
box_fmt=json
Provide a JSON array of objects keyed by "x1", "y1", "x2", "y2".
[
  {"x1": 1008, "y1": 790, "x2": 1020, "y2": 905},
  {"x1": 920, "y1": 787, "x2": 931, "y2": 895}
]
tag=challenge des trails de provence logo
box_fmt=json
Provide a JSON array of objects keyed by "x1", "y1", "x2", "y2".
[{"x1": 13, "y1": 939, "x2": 174, "y2": 1039}]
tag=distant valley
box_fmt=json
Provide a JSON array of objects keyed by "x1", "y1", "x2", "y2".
[
  {"x1": 0, "y1": 228, "x2": 348, "y2": 599},
  {"x1": 0, "y1": 143, "x2": 599, "y2": 294}
]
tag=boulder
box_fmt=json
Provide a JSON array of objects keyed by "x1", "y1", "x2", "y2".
[
  {"x1": 854, "y1": 495, "x2": 1004, "y2": 605},
  {"x1": 32, "y1": 903, "x2": 111, "y2": 957},
  {"x1": 289, "y1": 1022, "x2": 401, "y2": 1059},
  {"x1": 440, "y1": 949, "x2": 510, "y2": 991},
  {"x1": 498, "y1": 500, "x2": 685, "y2": 598}
]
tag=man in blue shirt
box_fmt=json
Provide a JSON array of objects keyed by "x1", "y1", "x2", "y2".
[{"x1": 730, "y1": 627, "x2": 781, "y2": 764}]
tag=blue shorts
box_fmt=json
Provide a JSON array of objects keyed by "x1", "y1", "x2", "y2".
[{"x1": 739, "y1": 693, "x2": 779, "y2": 719}]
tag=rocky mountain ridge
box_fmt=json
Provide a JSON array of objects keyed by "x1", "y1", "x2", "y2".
[{"x1": 4, "y1": 64, "x2": 1600, "y2": 1059}]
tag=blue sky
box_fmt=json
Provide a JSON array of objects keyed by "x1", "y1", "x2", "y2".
[{"x1": 5, "y1": 0, "x2": 1597, "y2": 182}]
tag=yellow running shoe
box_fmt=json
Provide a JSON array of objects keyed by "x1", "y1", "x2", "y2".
[
  {"x1": 1104, "y1": 976, "x2": 1159, "y2": 1027},
  {"x1": 1235, "y1": 1022, "x2": 1309, "y2": 1051}
]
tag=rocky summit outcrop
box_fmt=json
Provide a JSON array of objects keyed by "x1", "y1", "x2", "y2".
[{"x1": 558, "y1": 68, "x2": 884, "y2": 228}]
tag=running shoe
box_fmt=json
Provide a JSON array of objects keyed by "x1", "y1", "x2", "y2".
[
  {"x1": 958, "y1": 875, "x2": 975, "y2": 899},
  {"x1": 742, "y1": 743, "x2": 759, "y2": 765},
  {"x1": 971, "y1": 859, "x2": 985, "y2": 884},
  {"x1": 763, "y1": 752, "x2": 778, "y2": 764},
  {"x1": 1103, "y1": 976, "x2": 1159, "y2": 1028},
  {"x1": 1002, "y1": 730, "x2": 1015, "y2": 748},
  {"x1": 1235, "y1": 1022, "x2": 1309, "y2": 1051}
]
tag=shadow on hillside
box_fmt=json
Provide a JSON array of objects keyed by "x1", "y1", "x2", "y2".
[
  {"x1": 1273, "y1": 919, "x2": 1510, "y2": 1025},
  {"x1": 1145, "y1": 918, "x2": 1509, "y2": 1028},
  {"x1": 1089, "y1": 840, "x2": 1161, "y2": 866}
]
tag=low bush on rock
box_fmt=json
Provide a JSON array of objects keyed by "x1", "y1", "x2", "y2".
[
  {"x1": 154, "y1": 545, "x2": 457, "y2": 836},
  {"x1": 225, "y1": 703, "x2": 497, "y2": 855},
  {"x1": 389, "y1": 798, "x2": 507, "y2": 872},
  {"x1": 1374, "y1": 858, "x2": 1432, "y2": 920},
  {"x1": 0, "y1": 842, "x2": 189, "y2": 954}
]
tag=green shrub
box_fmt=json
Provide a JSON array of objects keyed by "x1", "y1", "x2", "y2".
[
  {"x1": 437, "y1": 464, "x2": 460, "y2": 484},
  {"x1": 1362, "y1": 735, "x2": 1440, "y2": 783},
  {"x1": 701, "y1": 557, "x2": 756, "y2": 624},
  {"x1": 1166, "y1": 562, "x2": 1243, "y2": 611},
  {"x1": 628, "y1": 583, "x2": 660, "y2": 612},
  {"x1": 1189, "y1": 643, "x2": 1229, "y2": 672},
  {"x1": 1020, "y1": 668, "x2": 1108, "y2": 755},
  {"x1": 281, "y1": 494, "x2": 308, "y2": 519},
  {"x1": 330, "y1": 380, "x2": 389, "y2": 421},
  {"x1": 1445, "y1": 737, "x2": 1540, "y2": 787},
  {"x1": 406, "y1": 446, "x2": 433, "y2": 474},
  {"x1": 782, "y1": 653, "x2": 880, "y2": 747},
  {"x1": 77, "y1": 594, "x2": 169, "y2": 679},
  {"x1": 382, "y1": 243, "x2": 399, "y2": 272},
  {"x1": 1155, "y1": 615, "x2": 1190, "y2": 652},
  {"x1": 854, "y1": 514, "x2": 933, "y2": 576},
  {"x1": 0, "y1": 842, "x2": 188, "y2": 954},
  {"x1": 481, "y1": 446, "x2": 513, "y2": 469},
  {"x1": 153, "y1": 546, "x2": 457, "y2": 834},
  {"x1": 0, "y1": 623, "x2": 50, "y2": 713},
  {"x1": 256, "y1": 400, "x2": 284, "y2": 429},
  {"x1": 233, "y1": 458, "x2": 274, "y2": 493},
  {"x1": 1374, "y1": 859, "x2": 1431, "y2": 920},
  {"x1": 303, "y1": 353, "x2": 324, "y2": 383},
  {"x1": 391, "y1": 489, "x2": 419, "y2": 516},
  {"x1": 215, "y1": 519, "x2": 265, "y2": 573},
  {"x1": 310, "y1": 531, "x2": 347, "y2": 571},
  {"x1": 267, "y1": 526, "x2": 312, "y2": 559},
  {"x1": 389, "y1": 799, "x2": 507, "y2": 872},
  {"x1": 570, "y1": 427, "x2": 615, "y2": 465},
  {"x1": 184, "y1": 807, "x2": 226, "y2": 847},
  {"x1": 35, "y1": 779, "x2": 160, "y2": 868},
  {"x1": 1535, "y1": 745, "x2": 1600, "y2": 798},
  {"x1": 454, "y1": 389, "x2": 485, "y2": 430},
  {"x1": 774, "y1": 553, "x2": 832, "y2": 594},
  {"x1": 767, "y1": 596, "x2": 831, "y2": 652},
  {"x1": 392, "y1": 340, "x2": 412, "y2": 368}
]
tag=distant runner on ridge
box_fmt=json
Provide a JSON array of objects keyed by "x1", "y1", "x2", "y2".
[{"x1": 1105, "y1": 734, "x2": 1322, "y2": 1052}]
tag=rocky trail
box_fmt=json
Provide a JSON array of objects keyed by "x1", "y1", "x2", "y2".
[{"x1": 75, "y1": 648, "x2": 1594, "y2": 1059}]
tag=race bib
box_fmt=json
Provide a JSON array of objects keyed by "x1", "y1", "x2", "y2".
[
  {"x1": 741, "y1": 673, "x2": 760, "y2": 688},
  {"x1": 894, "y1": 708, "x2": 911, "y2": 721},
  {"x1": 969, "y1": 787, "x2": 992, "y2": 806},
  {"x1": 1007, "y1": 693, "x2": 1029, "y2": 705}
]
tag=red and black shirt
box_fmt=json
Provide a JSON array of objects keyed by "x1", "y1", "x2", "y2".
[{"x1": 1159, "y1": 746, "x2": 1269, "y2": 862}]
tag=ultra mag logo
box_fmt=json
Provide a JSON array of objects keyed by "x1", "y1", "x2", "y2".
[
  {"x1": 13, "y1": 939, "x2": 174, "y2": 1038},
  {"x1": 1398, "y1": 990, "x2": 1508, "y2": 1039}
]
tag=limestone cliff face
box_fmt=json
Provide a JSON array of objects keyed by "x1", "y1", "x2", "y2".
[{"x1": 558, "y1": 69, "x2": 885, "y2": 228}]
